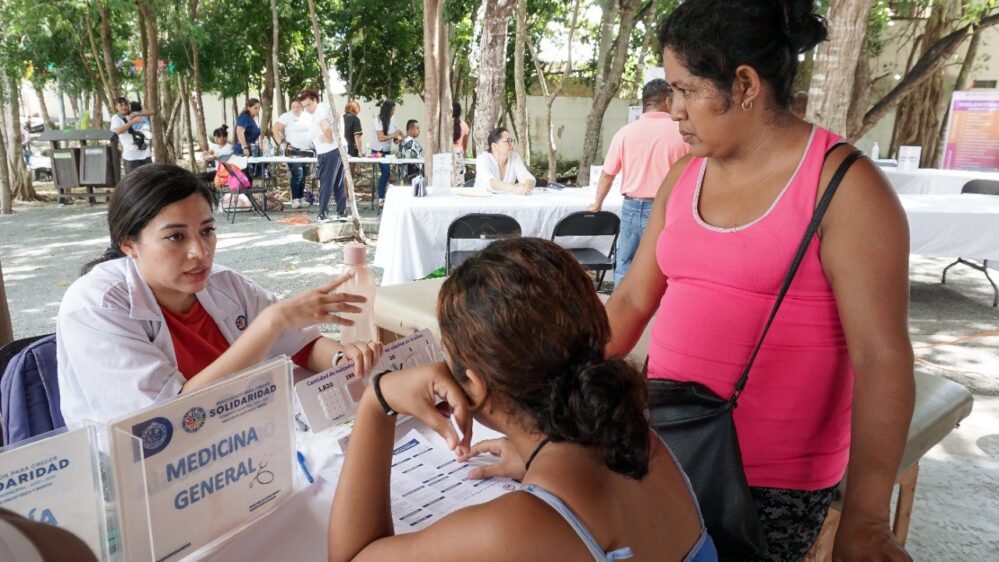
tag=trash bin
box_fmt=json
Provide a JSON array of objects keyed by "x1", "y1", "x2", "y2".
[
  {"x1": 52, "y1": 148, "x2": 81, "y2": 189},
  {"x1": 79, "y1": 145, "x2": 119, "y2": 186}
]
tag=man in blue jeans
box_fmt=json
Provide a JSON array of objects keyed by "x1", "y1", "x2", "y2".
[{"x1": 588, "y1": 79, "x2": 688, "y2": 286}]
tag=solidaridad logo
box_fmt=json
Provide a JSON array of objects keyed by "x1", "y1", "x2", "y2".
[
  {"x1": 182, "y1": 407, "x2": 207, "y2": 433},
  {"x1": 133, "y1": 416, "x2": 174, "y2": 458}
]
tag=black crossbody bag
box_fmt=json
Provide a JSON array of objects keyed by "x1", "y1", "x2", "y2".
[{"x1": 647, "y1": 149, "x2": 862, "y2": 558}]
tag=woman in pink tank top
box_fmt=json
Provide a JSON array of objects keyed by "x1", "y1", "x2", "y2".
[{"x1": 604, "y1": 2, "x2": 914, "y2": 561}]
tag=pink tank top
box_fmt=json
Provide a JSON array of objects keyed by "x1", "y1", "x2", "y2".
[{"x1": 650, "y1": 126, "x2": 852, "y2": 491}]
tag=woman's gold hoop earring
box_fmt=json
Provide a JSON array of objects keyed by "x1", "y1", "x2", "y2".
[{"x1": 741, "y1": 100, "x2": 753, "y2": 111}]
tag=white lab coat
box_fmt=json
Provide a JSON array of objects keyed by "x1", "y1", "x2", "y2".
[{"x1": 56, "y1": 258, "x2": 319, "y2": 426}]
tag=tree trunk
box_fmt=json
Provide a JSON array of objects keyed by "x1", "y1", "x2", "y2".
[
  {"x1": 138, "y1": 1, "x2": 166, "y2": 163},
  {"x1": 891, "y1": 0, "x2": 961, "y2": 165},
  {"x1": 100, "y1": 1, "x2": 119, "y2": 97},
  {"x1": 69, "y1": 95, "x2": 81, "y2": 122},
  {"x1": 628, "y1": 6, "x2": 657, "y2": 99},
  {"x1": 844, "y1": 54, "x2": 872, "y2": 143},
  {"x1": 528, "y1": 0, "x2": 581, "y2": 183},
  {"x1": 271, "y1": 0, "x2": 285, "y2": 117},
  {"x1": 3, "y1": 74, "x2": 40, "y2": 202},
  {"x1": 161, "y1": 73, "x2": 179, "y2": 162},
  {"x1": 934, "y1": 21, "x2": 983, "y2": 167},
  {"x1": 261, "y1": 26, "x2": 275, "y2": 137},
  {"x1": 423, "y1": 0, "x2": 453, "y2": 186},
  {"x1": 33, "y1": 84, "x2": 51, "y2": 126},
  {"x1": 850, "y1": 13, "x2": 999, "y2": 142},
  {"x1": 0, "y1": 260, "x2": 13, "y2": 347},
  {"x1": 471, "y1": 0, "x2": 515, "y2": 153},
  {"x1": 188, "y1": 0, "x2": 209, "y2": 154},
  {"x1": 182, "y1": 76, "x2": 197, "y2": 172},
  {"x1": 83, "y1": 11, "x2": 114, "y2": 111},
  {"x1": 91, "y1": 91, "x2": 104, "y2": 129},
  {"x1": 578, "y1": 0, "x2": 642, "y2": 187},
  {"x1": 513, "y1": 0, "x2": 530, "y2": 165},
  {"x1": 593, "y1": 0, "x2": 618, "y2": 97},
  {"x1": 805, "y1": 0, "x2": 874, "y2": 135},
  {"x1": 306, "y1": 0, "x2": 367, "y2": 243},
  {"x1": 0, "y1": 79, "x2": 12, "y2": 214}
]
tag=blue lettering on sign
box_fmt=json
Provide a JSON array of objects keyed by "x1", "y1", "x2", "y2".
[
  {"x1": 165, "y1": 427, "x2": 259, "y2": 482},
  {"x1": 173, "y1": 458, "x2": 257, "y2": 509},
  {"x1": 0, "y1": 459, "x2": 70, "y2": 493},
  {"x1": 28, "y1": 508, "x2": 58, "y2": 525}
]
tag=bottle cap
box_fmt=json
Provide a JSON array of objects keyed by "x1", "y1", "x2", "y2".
[{"x1": 343, "y1": 242, "x2": 367, "y2": 266}]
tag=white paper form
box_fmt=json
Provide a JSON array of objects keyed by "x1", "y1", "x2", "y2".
[{"x1": 390, "y1": 430, "x2": 516, "y2": 533}]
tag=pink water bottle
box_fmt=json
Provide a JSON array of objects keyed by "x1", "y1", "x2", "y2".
[{"x1": 337, "y1": 243, "x2": 377, "y2": 343}]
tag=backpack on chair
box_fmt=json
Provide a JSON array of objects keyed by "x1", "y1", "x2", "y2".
[
  {"x1": 0, "y1": 334, "x2": 64, "y2": 446},
  {"x1": 215, "y1": 161, "x2": 252, "y2": 192}
]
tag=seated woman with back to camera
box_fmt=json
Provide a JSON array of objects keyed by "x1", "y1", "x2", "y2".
[{"x1": 327, "y1": 238, "x2": 717, "y2": 562}]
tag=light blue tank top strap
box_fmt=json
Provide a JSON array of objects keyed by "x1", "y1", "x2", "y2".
[{"x1": 519, "y1": 484, "x2": 634, "y2": 561}]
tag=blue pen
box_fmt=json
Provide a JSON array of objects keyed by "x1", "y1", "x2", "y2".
[{"x1": 296, "y1": 450, "x2": 315, "y2": 484}]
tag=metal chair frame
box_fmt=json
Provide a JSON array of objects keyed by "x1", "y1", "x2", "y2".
[
  {"x1": 550, "y1": 211, "x2": 621, "y2": 291},
  {"x1": 445, "y1": 213, "x2": 522, "y2": 273}
]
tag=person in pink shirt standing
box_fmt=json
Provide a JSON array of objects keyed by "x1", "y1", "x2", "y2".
[
  {"x1": 589, "y1": 79, "x2": 689, "y2": 286},
  {"x1": 604, "y1": 1, "x2": 913, "y2": 560}
]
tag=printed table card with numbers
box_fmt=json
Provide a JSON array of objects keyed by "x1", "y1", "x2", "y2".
[
  {"x1": 0, "y1": 425, "x2": 109, "y2": 560},
  {"x1": 295, "y1": 329, "x2": 440, "y2": 434},
  {"x1": 108, "y1": 357, "x2": 295, "y2": 561}
]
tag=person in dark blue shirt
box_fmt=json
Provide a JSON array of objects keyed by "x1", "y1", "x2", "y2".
[{"x1": 233, "y1": 98, "x2": 266, "y2": 178}]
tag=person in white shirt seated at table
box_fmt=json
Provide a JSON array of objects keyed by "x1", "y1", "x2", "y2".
[
  {"x1": 56, "y1": 164, "x2": 382, "y2": 426},
  {"x1": 328, "y1": 238, "x2": 717, "y2": 562},
  {"x1": 474, "y1": 127, "x2": 535, "y2": 195}
]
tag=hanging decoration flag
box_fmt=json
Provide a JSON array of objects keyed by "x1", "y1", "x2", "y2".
[{"x1": 134, "y1": 58, "x2": 144, "y2": 71}]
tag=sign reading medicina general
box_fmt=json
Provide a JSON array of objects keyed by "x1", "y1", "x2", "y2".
[
  {"x1": 0, "y1": 425, "x2": 109, "y2": 560},
  {"x1": 108, "y1": 357, "x2": 296, "y2": 561}
]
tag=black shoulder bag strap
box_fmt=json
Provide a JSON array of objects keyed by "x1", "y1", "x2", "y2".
[{"x1": 729, "y1": 147, "x2": 863, "y2": 404}]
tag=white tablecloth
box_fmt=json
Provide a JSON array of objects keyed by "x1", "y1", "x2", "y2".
[
  {"x1": 373, "y1": 186, "x2": 624, "y2": 285},
  {"x1": 882, "y1": 167, "x2": 999, "y2": 195},
  {"x1": 901, "y1": 194, "x2": 999, "y2": 268}
]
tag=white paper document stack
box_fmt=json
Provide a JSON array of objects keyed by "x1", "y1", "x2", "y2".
[{"x1": 389, "y1": 430, "x2": 516, "y2": 533}]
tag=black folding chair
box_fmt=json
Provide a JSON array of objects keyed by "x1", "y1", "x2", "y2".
[
  {"x1": 220, "y1": 162, "x2": 271, "y2": 223},
  {"x1": 446, "y1": 213, "x2": 522, "y2": 273},
  {"x1": 941, "y1": 179, "x2": 999, "y2": 306},
  {"x1": 551, "y1": 211, "x2": 621, "y2": 291}
]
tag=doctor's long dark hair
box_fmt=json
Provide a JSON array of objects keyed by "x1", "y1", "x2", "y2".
[
  {"x1": 437, "y1": 238, "x2": 651, "y2": 480},
  {"x1": 81, "y1": 164, "x2": 217, "y2": 275}
]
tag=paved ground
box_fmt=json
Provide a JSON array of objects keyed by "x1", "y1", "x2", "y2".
[{"x1": 1, "y1": 194, "x2": 997, "y2": 559}]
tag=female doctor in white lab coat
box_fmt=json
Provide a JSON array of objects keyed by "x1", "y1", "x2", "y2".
[{"x1": 56, "y1": 163, "x2": 382, "y2": 425}]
